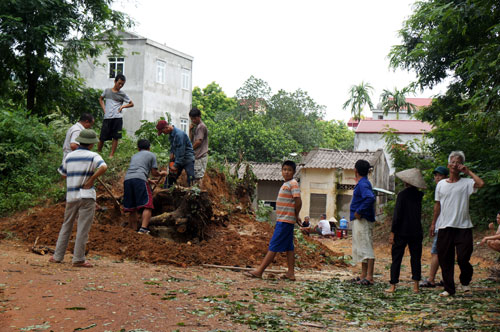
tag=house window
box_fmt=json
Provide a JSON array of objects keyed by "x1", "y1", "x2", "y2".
[
  {"x1": 156, "y1": 60, "x2": 166, "y2": 84},
  {"x1": 180, "y1": 118, "x2": 188, "y2": 133},
  {"x1": 309, "y1": 193, "x2": 327, "y2": 219},
  {"x1": 108, "y1": 57, "x2": 124, "y2": 78},
  {"x1": 378, "y1": 115, "x2": 383, "y2": 119},
  {"x1": 181, "y1": 68, "x2": 191, "y2": 90},
  {"x1": 336, "y1": 184, "x2": 356, "y2": 190}
]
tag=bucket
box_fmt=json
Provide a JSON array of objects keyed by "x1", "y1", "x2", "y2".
[{"x1": 336, "y1": 229, "x2": 342, "y2": 238}]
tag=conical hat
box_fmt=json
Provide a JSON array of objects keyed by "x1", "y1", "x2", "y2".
[{"x1": 395, "y1": 168, "x2": 427, "y2": 189}]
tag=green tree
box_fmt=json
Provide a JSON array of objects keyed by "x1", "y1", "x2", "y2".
[
  {"x1": 192, "y1": 82, "x2": 238, "y2": 125},
  {"x1": 379, "y1": 87, "x2": 417, "y2": 119},
  {"x1": 389, "y1": 0, "x2": 500, "y2": 225},
  {"x1": 266, "y1": 89, "x2": 325, "y2": 152},
  {"x1": 235, "y1": 75, "x2": 271, "y2": 116},
  {"x1": 209, "y1": 116, "x2": 300, "y2": 162},
  {"x1": 342, "y1": 81, "x2": 374, "y2": 121},
  {"x1": 317, "y1": 120, "x2": 355, "y2": 150},
  {"x1": 0, "y1": 0, "x2": 131, "y2": 114}
]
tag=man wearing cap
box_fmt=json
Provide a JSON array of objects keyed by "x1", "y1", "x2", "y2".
[
  {"x1": 420, "y1": 166, "x2": 449, "y2": 288},
  {"x1": 386, "y1": 168, "x2": 426, "y2": 294},
  {"x1": 156, "y1": 120, "x2": 195, "y2": 187},
  {"x1": 431, "y1": 151, "x2": 484, "y2": 297},
  {"x1": 50, "y1": 129, "x2": 107, "y2": 268}
]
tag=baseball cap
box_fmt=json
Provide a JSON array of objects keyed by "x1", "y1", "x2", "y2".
[
  {"x1": 433, "y1": 166, "x2": 449, "y2": 176},
  {"x1": 156, "y1": 120, "x2": 168, "y2": 135}
]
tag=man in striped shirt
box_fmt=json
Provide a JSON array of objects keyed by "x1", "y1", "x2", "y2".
[
  {"x1": 245, "y1": 160, "x2": 302, "y2": 281},
  {"x1": 50, "y1": 129, "x2": 107, "y2": 268}
]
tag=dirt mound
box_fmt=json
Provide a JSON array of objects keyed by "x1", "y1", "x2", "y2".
[{"x1": 0, "y1": 169, "x2": 343, "y2": 269}]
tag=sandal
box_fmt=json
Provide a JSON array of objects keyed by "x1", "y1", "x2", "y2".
[
  {"x1": 348, "y1": 277, "x2": 361, "y2": 283},
  {"x1": 48, "y1": 256, "x2": 61, "y2": 264},
  {"x1": 72, "y1": 260, "x2": 93, "y2": 268},
  {"x1": 358, "y1": 279, "x2": 374, "y2": 286},
  {"x1": 243, "y1": 271, "x2": 261, "y2": 279},
  {"x1": 419, "y1": 280, "x2": 436, "y2": 288},
  {"x1": 436, "y1": 280, "x2": 444, "y2": 287}
]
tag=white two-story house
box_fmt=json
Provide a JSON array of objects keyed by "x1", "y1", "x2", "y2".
[{"x1": 77, "y1": 31, "x2": 194, "y2": 135}]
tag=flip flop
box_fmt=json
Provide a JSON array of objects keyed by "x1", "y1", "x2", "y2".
[
  {"x1": 348, "y1": 277, "x2": 361, "y2": 283},
  {"x1": 358, "y1": 278, "x2": 374, "y2": 286},
  {"x1": 419, "y1": 280, "x2": 436, "y2": 288},
  {"x1": 243, "y1": 271, "x2": 261, "y2": 279},
  {"x1": 280, "y1": 275, "x2": 296, "y2": 281},
  {"x1": 48, "y1": 256, "x2": 61, "y2": 264},
  {"x1": 72, "y1": 261, "x2": 93, "y2": 268}
]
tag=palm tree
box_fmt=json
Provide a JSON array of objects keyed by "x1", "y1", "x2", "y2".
[
  {"x1": 380, "y1": 87, "x2": 417, "y2": 119},
  {"x1": 342, "y1": 82, "x2": 374, "y2": 121}
]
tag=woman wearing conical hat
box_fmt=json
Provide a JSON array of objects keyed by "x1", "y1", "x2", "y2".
[{"x1": 385, "y1": 168, "x2": 427, "y2": 294}]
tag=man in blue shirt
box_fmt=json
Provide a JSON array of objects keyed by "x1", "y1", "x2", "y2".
[
  {"x1": 350, "y1": 159, "x2": 376, "y2": 285},
  {"x1": 156, "y1": 120, "x2": 195, "y2": 187}
]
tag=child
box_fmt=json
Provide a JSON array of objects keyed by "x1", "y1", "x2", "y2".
[
  {"x1": 123, "y1": 139, "x2": 167, "y2": 234},
  {"x1": 50, "y1": 129, "x2": 107, "y2": 268},
  {"x1": 350, "y1": 159, "x2": 376, "y2": 285},
  {"x1": 97, "y1": 73, "x2": 134, "y2": 158},
  {"x1": 385, "y1": 168, "x2": 426, "y2": 294},
  {"x1": 245, "y1": 160, "x2": 302, "y2": 281}
]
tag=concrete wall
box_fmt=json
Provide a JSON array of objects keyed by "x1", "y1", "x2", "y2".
[
  {"x1": 354, "y1": 133, "x2": 427, "y2": 174},
  {"x1": 299, "y1": 168, "x2": 337, "y2": 223},
  {"x1": 77, "y1": 38, "x2": 192, "y2": 136}
]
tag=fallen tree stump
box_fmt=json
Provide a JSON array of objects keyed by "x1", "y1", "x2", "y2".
[{"x1": 150, "y1": 186, "x2": 213, "y2": 241}]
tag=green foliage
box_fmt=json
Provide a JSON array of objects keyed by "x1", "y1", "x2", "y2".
[
  {"x1": 192, "y1": 82, "x2": 238, "y2": 126},
  {"x1": 317, "y1": 120, "x2": 354, "y2": 150},
  {"x1": 255, "y1": 201, "x2": 273, "y2": 222},
  {"x1": 0, "y1": 103, "x2": 64, "y2": 214},
  {"x1": 383, "y1": 130, "x2": 442, "y2": 230},
  {"x1": 266, "y1": 89, "x2": 325, "y2": 152},
  {"x1": 389, "y1": 0, "x2": 500, "y2": 226},
  {"x1": 342, "y1": 81, "x2": 374, "y2": 121},
  {"x1": 210, "y1": 116, "x2": 301, "y2": 162},
  {"x1": 0, "y1": 0, "x2": 132, "y2": 114}
]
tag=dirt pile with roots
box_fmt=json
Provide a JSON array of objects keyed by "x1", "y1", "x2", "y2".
[{"x1": 0, "y1": 168, "x2": 343, "y2": 268}]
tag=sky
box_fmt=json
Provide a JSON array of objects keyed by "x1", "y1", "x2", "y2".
[{"x1": 112, "y1": 0, "x2": 447, "y2": 122}]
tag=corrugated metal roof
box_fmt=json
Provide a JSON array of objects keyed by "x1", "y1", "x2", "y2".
[{"x1": 300, "y1": 149, "x2": 383, "y2": 169}]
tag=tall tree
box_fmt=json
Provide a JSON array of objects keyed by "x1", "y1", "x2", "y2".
[
  {"x1": 317, "y1": 120, "x2": 355, "y2": 150},
  {"x1": 266, "y1": 89, "x2": 325, "y2": 152},
  {"x1": 235, "y1": 75, "x2": 272, "y2": 115},
  {"x1": 192, "y1": 82, "x2": 237, "y2": 125},
  {"x1": 0, "y1": 0, "x2": 131, "y2": 114},
  {"x1": 389, "y1": 0, "x2": 500, "y2": 224},
  {"x1": 342, "y1": 81, "x2": 374, "y2": 121},
  {"x1": 379, "y1": 87, "x2": 417, "y2": 119}
]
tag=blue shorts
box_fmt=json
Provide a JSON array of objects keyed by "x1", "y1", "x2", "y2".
[
  {"x1": 268, "y1": 222, "x2": 295, "y2": 252},
  {"x1": 431, "y1": 231, "x2": 438, "y2": 254},
  {"x1": 123, "y1": 178, "x2": 154, "y2": 212}
]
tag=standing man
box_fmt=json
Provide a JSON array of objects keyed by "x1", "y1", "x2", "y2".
[
  {"x1": 58, "y1": 113, "x2": 94, "y2": 174},
  {"x1": 50, "y1": 129, "x2": 107, "y2": 268},
  {"x1": 431, "y1": 151, "x2": 484, "y2": 297},
  {"x1": 98, "y1": 73, "x2": 134, "y2": 158},
  {"x1": 189, "y1": 107, "x2": 209, "y2": 183},
  {"x1": 156, "y1": 120, "x2": 195, "y2": 187},
  {"x1": 350, "y1": 159, "x2": 376, "y2": 286}
]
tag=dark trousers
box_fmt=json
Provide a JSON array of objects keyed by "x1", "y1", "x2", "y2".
[
  {"x1": 164, "y1": 160, "x2": 195, "y2": 188},
  {"x1": 390, "y1": 234, "x2": 422, "y2": 284},
  {"x1": 437, "y1": 227, "x2": 473, "y2": 295}
]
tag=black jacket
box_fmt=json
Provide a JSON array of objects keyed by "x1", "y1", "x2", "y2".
[{"x1": 391, "y1": 186, "x2": 423, "y2": 236}]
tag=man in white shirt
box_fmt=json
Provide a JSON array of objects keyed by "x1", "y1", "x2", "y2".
[
  {"x1": 317, "y1": 214, "x2": 335, "y2": 238},
  {"x1": 430, "y1": 151, "x2": 484, "y2": 297},
  {"x1": 58, "y1": 113, "x2": 94, "y2": 174}
]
